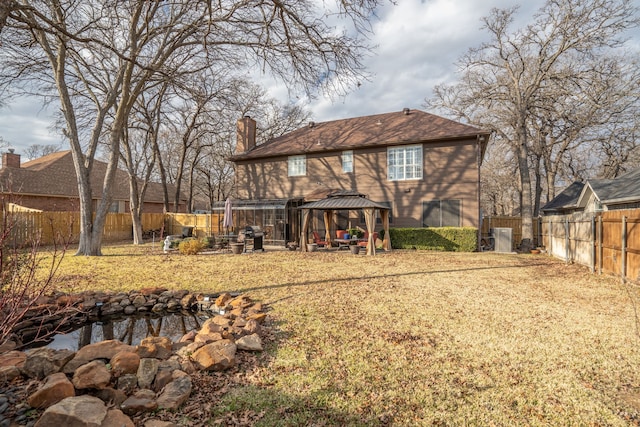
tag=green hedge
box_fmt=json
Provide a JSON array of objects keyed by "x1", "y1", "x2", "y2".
[{"x1": 388, "y1": 227, "x2": 478, "y2": 252}]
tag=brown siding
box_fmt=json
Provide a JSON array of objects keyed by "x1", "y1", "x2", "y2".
[{"x1": 235, "y1": 139, "x2": 481, "y2": 228}]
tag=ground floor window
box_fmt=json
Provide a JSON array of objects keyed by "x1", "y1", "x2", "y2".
[{"x1": 422, "y1": 199, "x2": 461, "y2": 227}]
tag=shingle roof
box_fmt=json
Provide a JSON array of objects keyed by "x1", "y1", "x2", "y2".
[
  {"x1": 542, "y1": 167, "x2": 640, "y2": 213},
  {"x1": 541, "y1": 182, "x2": 585, "y2": 212},
  {"x1": 230, "y1": 109, "x2": 489, "y2": 161},
  {"x1": 0, "y1": 150, "x2": 181, "y2": 203},
  {"x1": 599, "y1": 168, "x2": 640, "y2": 204}
]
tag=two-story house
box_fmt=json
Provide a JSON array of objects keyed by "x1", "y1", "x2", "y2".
[{"x1": 229, "y1": 108, "x2": 489, "y2": 243}]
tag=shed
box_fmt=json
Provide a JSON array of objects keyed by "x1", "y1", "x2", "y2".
[{"x1": 299, "y1": 191, "x2": 392, "y2": 255}]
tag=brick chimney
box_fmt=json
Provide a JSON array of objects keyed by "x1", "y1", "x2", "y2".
[
  {"x1": 236, "y1": 115, "x2": 257, "y2": 154},
  {"x1": 2, "y1": 149, "x2": 20, "y2": 169}
]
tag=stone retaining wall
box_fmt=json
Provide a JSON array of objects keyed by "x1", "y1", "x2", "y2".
[{"x1": 0, "y1": 292, "x2": 268, "y2": 427}]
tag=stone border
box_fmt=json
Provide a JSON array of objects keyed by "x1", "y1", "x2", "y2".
[{"x1": 0, "y1": 292, "x2": 267, "y2": 427}]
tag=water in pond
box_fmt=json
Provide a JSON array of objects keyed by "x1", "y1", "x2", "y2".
[{"x1": 43, "y1": 311, "x2": 212, "y2": 351}]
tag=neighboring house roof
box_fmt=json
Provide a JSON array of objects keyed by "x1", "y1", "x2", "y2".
[
  {"x1": 542, "y1": 167, "x2": 640, "y2": 213},
  {"x1": 0, "y1": 150, "x2": 179, "y2": 203},
  {"x1": 597, "y1": 168, "x2": 640, "y2": 204},
  {"x1": 541, "y1": 182, "x2": 585, "y2": 213},
  {"x1": 230, "y1": 109, "x2": 489, "y2": 161}
]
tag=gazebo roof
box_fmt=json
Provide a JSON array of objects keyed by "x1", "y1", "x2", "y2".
[{"x1": 300, "y1": 191, "x2": 390, "y2": 211}]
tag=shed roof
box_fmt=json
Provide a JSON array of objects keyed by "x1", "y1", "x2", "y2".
[
  {"x1": 230, "y1": 109, "x2": 489, "y2": 161},
  {"x1": 541, "y1": 182, "x2": 585, "y2": 212}
]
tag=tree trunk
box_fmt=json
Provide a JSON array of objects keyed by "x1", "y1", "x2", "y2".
[
  {"x1": 516, "y1": 124, "x2": 534, "y2": 250},
  {"x1": 129, "y1": 178, "x2": 144, "y2": 245},
  {"x1": 533, "y1": 155, "x2": 543, "y2": 217}
]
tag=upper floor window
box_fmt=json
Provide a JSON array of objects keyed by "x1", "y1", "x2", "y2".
[
  {"x1": 387, "y1": 144, "x2": 422, "y2": 181},
  {"x1": 342, "y1": 150, "x2": 353, "y2": 173},
  {"x1": 288, "y1": 155, "x2": 306, "y2": 176}
]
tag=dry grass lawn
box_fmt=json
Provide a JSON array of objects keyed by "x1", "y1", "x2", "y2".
[{"x1": 46, "y1": 243, "x2": 640, "y2": 425}]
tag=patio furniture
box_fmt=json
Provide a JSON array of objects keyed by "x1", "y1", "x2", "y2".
[
  {"x1": 358, "y1": 232, "x2": 378, "y2": 248},
  {"x1": 334, "y1": 237, "x2": 358, "y2": 250},
  {"x1": 312, "y1": 231, "x2": 329, "y2": 247}
]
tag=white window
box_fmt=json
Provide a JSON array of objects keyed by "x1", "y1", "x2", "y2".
[
  {"x1": 342, "y1": 150, "x2": 353, "y2": 173},
  {"x1": 288, "y1": 155, "x2": 306, "y2": 176},
  {"x1": 387, "y1": 144, "x2": 422, "y2": 181}
]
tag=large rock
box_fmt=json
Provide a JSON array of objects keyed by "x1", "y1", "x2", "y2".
[
  {"x1": 93, "y1": 387, "x2": 127, "y2": 406},
  {"x1": 236, "y1": 334, "x2": 263, "y2": 351},
  {"x1": 0, "y1": 350, "x2": 26, "y2": 383},
  {"x1": 191, "y1": 339, "x2": 236, "y2": 371},
  {"x1": 215, "y1": 293, "x2": 233, "y2": 307},
  {"x1": 198, "y1": 319, "x2": 224, "y2": 335},
  {"x1": 27, "y1": 372, "x2": 75, "y2": 408},
  {"x1": 22, "y1": 347, "x2": 75, "y2": 380},
  {"x1": 209, "y1": 315, "x2": 232, "y2": 328},
  {"x1": 243, "y1": 319, "x2": 262, "y2": 335},
  {"x1": 246, "y1": 312, "x2": 267, "y2": 324},
  {"x1": 72, "y1": 360, "x2": 111, "y2": 390},
  {"x1": 156, "y1": 374, "x2": 192, "y2": 410},
  {"x1": 101, "y1": 409, "x2": 134, "y2": 427},
  {"x1": 180, "y1": 294, "x2": 196, "y2": 310},
  {"x1": 34, "y1": 395, "x2": 107, "y2": 427},
  {"x1": 137, "y1": 358, "x2": 159, "y2": 389},
  {"x1": 0, "y1": 365, "x2": 21, "y2": 383},
  {"x1": 229, "y1": 295, "x2": 252, "y2": 309},
  {"x1": 120, "y1": 389, "x2": 157, "y2": 416},
  {"x1": 0, "y1": 350, "x2": 26, "y2": 368},
  {"x1": 117, "y1": 374, "x2": 138, "y2": 395},
  {"x1": 194, "y1": 332, "x2": 223, "y2": 344},
  {"x1": 175, "y1": 342, "x2": 202, "y2": 358},
  {"x1": 137, "y1": 337, "x2": 172, "y2": 360},
  {"x1": 64, "y1": 340, "x2": 135, "y2": 374},
  {"x1": 110, "y1": 351, "x2": 140, "y2": 377}
]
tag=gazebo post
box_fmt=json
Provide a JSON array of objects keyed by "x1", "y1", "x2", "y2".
[
  {"x1": 381, "y1": 210, "x2": 391, "y2": 251},
  {"x1": 301, "y1": 209, "x2": 311, "y2": 251},
  {"x1": 363, "y1": 207, "x2": 376, "y2": 256},
  {"x1": 323, "y1": 210, "x2": 333, "y2": 245}
]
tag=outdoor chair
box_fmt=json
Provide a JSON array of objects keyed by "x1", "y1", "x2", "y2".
[
  {"x1": 312, "y1": 231, "x2": 329, "y2": 247},
  {"x1": 358, "y1": 232, "x2": 378, "y2": 248}
]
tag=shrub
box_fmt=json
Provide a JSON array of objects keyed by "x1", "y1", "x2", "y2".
[
  {"x1": 178, "y1": 238, "x2": 205, "y2": 255},
  {"x1": 389, "y1": 227, "x2": 478, "y2": 252}
]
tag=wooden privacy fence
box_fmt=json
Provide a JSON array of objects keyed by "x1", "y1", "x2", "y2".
[
  {"x1": 164, "y1": 213, "x2": 225, "y2": 238},
  {"x1": 541, "y1": 209, "x2": 640, "y2": 283},
  {"x1": 481, "y1": 216, "x2": 542, "y2": 249},
  {"x1": 4, "y1": 211, "x2": 165, "y2": 246}
]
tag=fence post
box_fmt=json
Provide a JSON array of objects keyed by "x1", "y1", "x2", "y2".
[
  {"x1": 565, "y1": 217, "x2": 570, "y2": 263},
  {"x1": 590, "y1": 216, "x2": 595, "y2": 273},
  {"x1": 548, "y1": 217, "x2": 552, "y2": 256},
  {"x1": 621, "y1": 216, "x2": 627, "y2": 283},
  {"x1": 598, "y1": 215, "x2": 603, "y2": 275}
]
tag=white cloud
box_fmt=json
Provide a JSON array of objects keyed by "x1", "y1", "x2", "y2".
[
  {"x1": 0, "y1": 97, "x2": 64, "y2": 153},
  {"x1": 298, "y1": 0, "x2": 542, "y2": 123}
]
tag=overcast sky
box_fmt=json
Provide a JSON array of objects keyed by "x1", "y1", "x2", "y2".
[{"x1": 0, "y1": 0, "x2": 570, "y2": 156}]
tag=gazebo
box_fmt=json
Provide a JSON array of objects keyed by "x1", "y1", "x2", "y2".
[{"x1": 299, "y1": 191, "x2": 392, "y2": 255}]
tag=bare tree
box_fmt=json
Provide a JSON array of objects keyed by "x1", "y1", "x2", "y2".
[
  {"x1": 24, "y1": 143, "x2": 62, "y2": 160},
  {"x1": 2, "y1": 0, "x2": 384, "y2": 255},
  {"x1": 428, "y1": 0, "x2": 639, "y2": 248}
]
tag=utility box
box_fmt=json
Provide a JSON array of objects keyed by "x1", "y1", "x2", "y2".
[{"x1": 492, "y1": 227, "x2": 513, "y2": 253}]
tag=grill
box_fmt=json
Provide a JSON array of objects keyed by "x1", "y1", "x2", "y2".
[{"x1": 238, "y1": 225, "x2": 264, "y2": 252}]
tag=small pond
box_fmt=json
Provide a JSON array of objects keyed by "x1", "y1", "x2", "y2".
[{"x1": 41, "y1": 311, "x2": 212, "y2": 351}]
